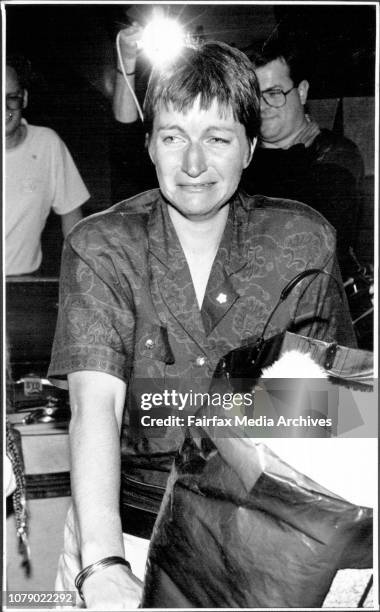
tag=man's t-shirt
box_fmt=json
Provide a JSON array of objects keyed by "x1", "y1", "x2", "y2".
[{"x1": 6, "y1": 121, "x2": 90, "y2": 275}]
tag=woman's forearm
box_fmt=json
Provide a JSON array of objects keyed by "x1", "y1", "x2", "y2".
[{"x1": 68, "y1": 371, "x2": 126, "y2": 565}]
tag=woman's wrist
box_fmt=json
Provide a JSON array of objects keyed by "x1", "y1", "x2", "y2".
[
  {"x1": 117, "y1": 58, "x2": 136, "y2": 73},
  {"x1": 81, "y1": 523, "x2": 125, "y2": 567},
  {"x1": 117, "y1": 68, "x2": 135, "y2": 77},
  {"x1": 75, "y1": 556, "x2": 132, "y2": 601}
]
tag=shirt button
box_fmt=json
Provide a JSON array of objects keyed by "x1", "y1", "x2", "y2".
[
  {"x1": 145, "y1": 338, "x2": 155, "y2": 349},
  {"x1": 195, "y1": 355, "x2": 207, "y2": 367}
]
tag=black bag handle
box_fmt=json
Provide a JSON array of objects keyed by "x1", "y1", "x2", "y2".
[{"x1": 257, "y1": 268, "x2": 343, "y2": 351}]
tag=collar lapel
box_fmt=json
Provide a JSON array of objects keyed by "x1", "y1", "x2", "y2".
[
  {"x1": 201, "y1": 267, "x2": 240, "y2": 336},
  {"x1": 201, "y1": 193, "x2": 250, "y2": 335},
  {"x1": 148, "y1": 196, "x2": 207, "y2": 348}
]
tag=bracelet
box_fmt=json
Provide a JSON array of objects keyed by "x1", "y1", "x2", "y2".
[
  {"x1": 75, "y1": 556, "x2": 131, "y2": 601},
  {"x1": 117, "y1": 68, "x2": 136, "y2": 76}
]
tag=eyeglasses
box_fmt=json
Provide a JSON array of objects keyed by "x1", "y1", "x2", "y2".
[
  {"x1": 6, "y1": 94, "x2": 24, "y2": 111},
  {"x1": 260, "y1": 87, "x2": 296, "y2": 108}
]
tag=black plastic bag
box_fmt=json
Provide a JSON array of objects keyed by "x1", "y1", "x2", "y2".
[
  {"x1": 142, "y1": 332, "x2": 373, "y2": 608},
  {"x1": 142, "y1": 433, "x2": 372, "y2": 608}
]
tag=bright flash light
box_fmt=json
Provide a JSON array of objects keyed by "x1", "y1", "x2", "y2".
[{"x1": 141, "y1": 17, "x2": 186, "y2": 66}]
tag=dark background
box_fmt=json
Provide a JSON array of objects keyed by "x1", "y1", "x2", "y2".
[{"x1": 6, "y1": 3, "x2": 376, "y2": 99}]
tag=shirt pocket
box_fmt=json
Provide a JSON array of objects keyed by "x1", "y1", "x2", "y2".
[{"x1": 135, "y1": 320, "x2": 175, "y2": 365}]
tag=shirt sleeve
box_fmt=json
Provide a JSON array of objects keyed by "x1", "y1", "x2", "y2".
[
  {"x1": 292, "y1": 251, "x2": 357, "y2": 348},
  {"x1": 50, "y1": 133, "x2": 90, "y2": 215},
  {"x1": 48, "y1": 235, "x2": 135, "y2": 388}
]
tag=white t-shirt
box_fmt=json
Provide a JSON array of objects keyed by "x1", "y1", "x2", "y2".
[{"x1": 5, "y1": 121, "x2": 90, "y2": 275}]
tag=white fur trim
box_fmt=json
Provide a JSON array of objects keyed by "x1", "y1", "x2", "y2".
[{"x1": 261, "y1": 350, "x2": 328, "y2": 379}]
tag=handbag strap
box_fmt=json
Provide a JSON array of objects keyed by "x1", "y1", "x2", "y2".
[{"x1": 281, "y1": 332, "x2": 373, "y2": 384}]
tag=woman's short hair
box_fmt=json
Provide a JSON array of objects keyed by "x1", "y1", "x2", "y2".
[{"x1": 143, "y1": 40, "x2": 261, "y2": 141}]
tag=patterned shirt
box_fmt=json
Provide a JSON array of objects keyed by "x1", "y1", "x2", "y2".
[{"x1": 48, "y1": 189, "x2": 355, "y2": 521}]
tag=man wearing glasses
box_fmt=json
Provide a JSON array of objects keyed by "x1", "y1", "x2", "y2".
[
  {"x1": 241, "y1": 38, "x2": 364, "y2": 281},
  {"x1": 5, "y1": 56, "x2": 89, "y2": 276}
]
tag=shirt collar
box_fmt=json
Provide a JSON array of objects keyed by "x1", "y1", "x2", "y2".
[{"x1": 148, "y1": 190, "x2": 251, "y2": 274}]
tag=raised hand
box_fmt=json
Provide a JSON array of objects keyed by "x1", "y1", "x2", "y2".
[{"x1": 117, "y1": 23, "x2": 144, "y2": 70}]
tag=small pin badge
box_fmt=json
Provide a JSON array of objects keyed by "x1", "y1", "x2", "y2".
[{"x1": 216, "y1": 292, "x2": 227, "y2": 304}]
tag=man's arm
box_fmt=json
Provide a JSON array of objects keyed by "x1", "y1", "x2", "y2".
[
  {"x1": 110, "y1": 24, "x2": 157, "y2": 202},
  {"x1": 61, "y1": 207, "x2": 83, "y2": 238},
  {"x1": 113, "y1": 24, "x2": 143, "y2": 124},
  {"x1": 68, "y1": 370, "x2": 142, "y2": 609}
]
